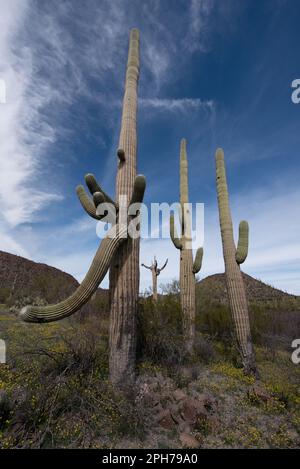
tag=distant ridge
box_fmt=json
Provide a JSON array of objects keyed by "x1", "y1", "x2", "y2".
[
  {"x1": 0, "y1": 251, "x2": 298, "y2": 312},
  {"x1": 0, "y1": 251, "x2": 108, "y2": 311},
  {"x1": 196, "y1": 272, "x2": 298, "y2": 305}
]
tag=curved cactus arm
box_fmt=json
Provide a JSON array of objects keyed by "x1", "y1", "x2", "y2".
[
  {"x1": 192, "y1": 247, "x2": 203, "y2": 274},
  {"x1": 20, "y1": 173, "x2": 147, "y2": 324},
  {"x1": 129, "y1": 174, "x2": 146, "y2": 207},
  {"x1": 85, "y1": 173, "x2": 117, "y2": 208},
  {"x1": 236, "y1": 220, "x2": 249, "y2": 264},
  {"x1": 141, "y1": 263, "x2": 152, "y2": 270},
  {"x1": 170, "y1": 213, "x2": 182, "y2": 250},
  {"x1": 157, "y1": 258, "x2": 168, "y2": 275},
  {"x1": 93, "y1": 191, "x2": 106, "y2": 207},
  {"x1": 20, "y1": 224, "x2": 127, "y2": 323},
  {"x1": 76, "y1": 185, "x2": 101, "y2": 220}
]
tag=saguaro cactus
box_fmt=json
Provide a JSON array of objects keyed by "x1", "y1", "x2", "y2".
[
  {"x1": 142, "y1": 257, "x2": 168, "y2": 302},
  {"x1": 108, "y1": 28, "x2": 142, "y2": 387},
  {"x1": 170, "y1": 139, "x2": 203, "y2": 353},
  {"x1": 215, "y1": 148, "x2": 256, "y2": 376},
  {"x1": 20, "y1": 30, "x2": 147, "y2": 386}
]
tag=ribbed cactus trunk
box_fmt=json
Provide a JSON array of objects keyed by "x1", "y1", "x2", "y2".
[
  {"x1": 180, "y1": 140, "x2": 196, "y2": 353},
  {"x1": 109, "y1": 29, "x2": 140, "y2": 387},
  {"x1": 170, "y1": 140, "x2": 203, "y2": 354},
  {"x1": 215, "y1": 148, "x2": 257, "y2": 376},
  {"x1": 152, "y1": 270, "x2": 158, "y2": 302}
]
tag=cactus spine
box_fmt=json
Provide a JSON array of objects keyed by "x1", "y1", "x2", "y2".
[
  {"x1": 108, "y1": 29, "x2": 141, "y2": 387},
  {"x1": 170, "y1": 139, "x2": 203, "y2": 353},
  {"x1": 215, "y1": 148, "x2": 256, "y2": 375},
  {"x1": 142, "y1": 257, "x2": 168, "y2": 302}
]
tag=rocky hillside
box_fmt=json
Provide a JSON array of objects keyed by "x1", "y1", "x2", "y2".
[
  {"x1": 0, "y1": 251, "x2": 108, "y2": 312},
  {"x1": 196, "y1": 272, "x2": 298, "y2": 306}
]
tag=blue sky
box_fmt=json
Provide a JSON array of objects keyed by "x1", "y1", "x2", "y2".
[{"x1": 0, "y1": 0, "x2": 300, "y2": 294}]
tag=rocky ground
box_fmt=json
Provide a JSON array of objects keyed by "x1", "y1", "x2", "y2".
[
  {"x1": 125, "y1": 358, "x2": 299, "y2": 449},
  {"x1": 0, "y1": 307, "x2": 299, "y2": 449}
]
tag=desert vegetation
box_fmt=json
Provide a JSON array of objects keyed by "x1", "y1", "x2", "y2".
[{"x1": 0, "y1": 283, "x2": 299, "y2": 448}]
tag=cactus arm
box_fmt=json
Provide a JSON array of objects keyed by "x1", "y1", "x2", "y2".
[
  {"x1": 76, "y1": 185, "x2": 101, "y2": 220},
  {"x1": 192, "y1": 247, "x2": 203, "y2": 274},
  {"x1": 85, "y1": 173, "x2": 117, "y2": 208},
  {"x1": 170, "y1": 213, "x2": 182, "y2": 250},
  {"x1": 19, "y1": 224, "x2": 127, "y2": 323},
  {"x1": 93, "y1": 191, "x2": 106, "y2": 207},
  {"x1": 20, "y1": 173, "x2": 146, "y2": 324},
  {"x1": 236, "y1": 220, "x2": 249, "y2": 264},
  {"x1": 129, "y1": 175, "x2": 146, "y2": 206},
  {"x1": 141, "y1": 263, "x2": 151, "y2": 270},
  {"x1": 157, "y1": 258, "x2": 168, "y2": 275}
]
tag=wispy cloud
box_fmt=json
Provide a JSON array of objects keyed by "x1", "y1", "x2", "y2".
[
  {"x1": 0, "y1": 0, "x2": 62, "y2": 227},
  {"x1": 184, "y1": 0, "x2": 215, "y2": 52},
  {"x1": 139, "y1": 97, "x2": 214, "y2": 113}
]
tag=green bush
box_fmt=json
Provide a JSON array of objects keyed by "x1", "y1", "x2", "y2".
[
  {"x1": 137, "y1": 294, "x2": 185, "y2": 367},
  {"x1": 0, "y1": 288, "x2": 11, "y2": 303}
]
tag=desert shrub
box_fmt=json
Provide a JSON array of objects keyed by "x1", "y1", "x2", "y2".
[
  {"x1": 193, "y1": 334, "x2": 216, "y2": 363},
  {"x1": 9, "y1": 296, "x2": 47, "y2": 315},
  {"x1": 0, "y1": 287, "x2": 11, "y2": 303},
  {"x1": 197, "y1": 302, "x2": 232, "y2": 341},
  {"x1": 250, "y1": 309, "x2": 300, "y2": 350},
  {"x1": 137, "y1": 294, "x2": 186, "y2": 367},
  {"x1": 0, "y1": 317, "x2": 145, "y2": 448}
]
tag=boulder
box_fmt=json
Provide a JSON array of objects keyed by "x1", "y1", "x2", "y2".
[
  {"x1": 156, "y1": 409, "x2": 176, "y2": 430},
  {"x1": 179, "y1": 432, "x2": 201, "y2": 448},
  {"x1": 173, "y1": 389, "x2": 187, "y2": 401}
]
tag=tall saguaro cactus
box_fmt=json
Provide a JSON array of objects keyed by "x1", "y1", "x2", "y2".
[
  {"x1": 215, "y1": 148, "x2": 256, "y2": 376},
  {"x1": 170, "y1": 139, "x2": 203, "y2": 353},
  {"x1": 109, "y1": 28, "x2": 141, "y2": 387},
  {"x1": 20, "y1": 31, "x2": 146, "y2": 386},
  {"x1": 142, "y1": 257, "x2": 168, "y2": 302}
]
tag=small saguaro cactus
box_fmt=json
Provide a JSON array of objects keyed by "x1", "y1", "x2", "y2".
[
  {"x1": 170, "y1": 139, "x2": 203, "y2": 353},
  {"x1": 20, "y1": 30, "x2": 147, "y2": 390},
  {"x1": 215, "y1": 148, "x2": 257, "y2": 376},
  {"x1": 142, "y1": 256, "x2": 168, "y2": 302}
]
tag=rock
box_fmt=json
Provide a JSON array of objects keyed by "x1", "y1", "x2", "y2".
[
  {"x1": 178, "y1": 421, "x2": 192, "y2": 433},
  {"x1": 180, "y1": 397, "x2": 208, "y2": 425},
  {"x1": 179, "y1": 432, "x2": 201, "y2": 448},
  {"x1": 180, "y1": 367, "x2": 195, "y2": 381},
  {"x1": 156, "y1": 409, "x2": 176, "y2": 430},
  {"x1": 173, "y1": 389, "x2": 187, "y2": 401},
  {"x1": 198, "y1": 393, "x2": 218, "y2": 412},
  {"x1": 247, "y1": 384, "x2": 272, "y2": 403}
]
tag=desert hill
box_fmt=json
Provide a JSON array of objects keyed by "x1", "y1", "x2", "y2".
[
  {"x1": 0, "y1": 250, "x2": 298, "y2": 312},
  {"x1": 0, "y1": 251, "x2": 108, "y2": 313},
  {"x1": 196, "y1": 272, "x2": 298, "y2": 306}
]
